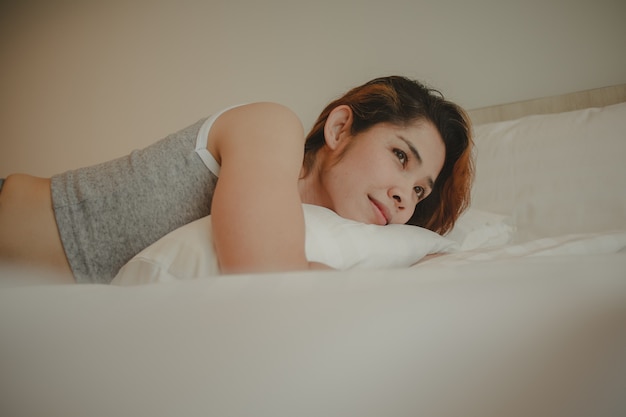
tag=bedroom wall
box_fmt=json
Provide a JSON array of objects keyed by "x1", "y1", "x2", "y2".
[{"x1": 1, "y1": 0, "x2": 625, "y2": 177}]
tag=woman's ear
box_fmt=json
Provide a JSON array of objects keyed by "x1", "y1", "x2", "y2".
[{"x1": 323, "y1": 105, "x2": 353, "y2": 150}]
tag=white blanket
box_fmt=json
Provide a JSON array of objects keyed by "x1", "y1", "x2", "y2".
[{"x1": 1, "y1": 253, "x2": 625, "y2": 417}]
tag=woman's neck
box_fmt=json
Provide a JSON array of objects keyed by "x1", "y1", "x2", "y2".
[{"x1": 298, "y1": 165, "x2": 329, "y2": 208}]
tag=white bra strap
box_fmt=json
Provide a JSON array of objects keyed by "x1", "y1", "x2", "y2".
[{"x1": 195, "y1": 104, "x2": 244, "y2": 177}]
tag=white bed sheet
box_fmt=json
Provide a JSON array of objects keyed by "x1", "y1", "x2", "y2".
[
  {"x1": 1, "y1": 252, "x2": 625, "y2": 417},
  {"x1": 417, "y1": 229, "x2": 626, "y2": 266}
]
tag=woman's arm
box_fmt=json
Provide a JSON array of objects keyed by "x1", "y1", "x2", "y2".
[{"x1": 208, "y1": 102, "x2": 316, "y2": 274}]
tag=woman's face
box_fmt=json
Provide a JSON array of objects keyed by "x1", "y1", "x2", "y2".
[{"x1": 319, "y1": 120, "x2": 445, "y2": 225}]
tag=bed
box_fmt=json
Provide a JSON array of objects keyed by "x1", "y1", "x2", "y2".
[{"x1": 1, "y1": 85, "x2": 625, "y2": 417}]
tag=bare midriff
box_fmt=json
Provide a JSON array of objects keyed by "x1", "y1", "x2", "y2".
[{"x1": 0, "y1": 174, "x2": 75, "y2": 282}]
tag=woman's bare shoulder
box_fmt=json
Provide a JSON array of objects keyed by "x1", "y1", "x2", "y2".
[
  {"x1": 217, "y1": 102, "x2": 303, "y2": 136},
  {"x1": 208, "y1": 101, "x2": 305, "y2": 166}
]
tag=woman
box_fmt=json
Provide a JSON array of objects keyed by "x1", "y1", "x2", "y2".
[{"x1": 0, "y1": 76, "x2": 473, "y2": 283}]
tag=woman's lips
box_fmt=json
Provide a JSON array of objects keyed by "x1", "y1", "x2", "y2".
[{"x1": 369, "y1": 197, "x2": 389, "y2": 225}]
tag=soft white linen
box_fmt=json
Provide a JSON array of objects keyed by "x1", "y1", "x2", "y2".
[
  {"x1": 418, "y1": 229, "x2": 626, "y2": 266},
  {"x1": 112, "y1": 204, "x2": 458, "y2": 285},
  {"x1": 2, "y1": 254, "x2": 625, "y2": 417}
]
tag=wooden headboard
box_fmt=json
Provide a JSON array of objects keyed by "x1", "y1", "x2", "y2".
[{"x1": 468, "y1": 84, "x2": 626, "y2": 125}]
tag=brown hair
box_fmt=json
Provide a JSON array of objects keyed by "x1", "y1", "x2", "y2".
[{"x1": 304, "y1": 76, "x2": 474, "y2": 235}]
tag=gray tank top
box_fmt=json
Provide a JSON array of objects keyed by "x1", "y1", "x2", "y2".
[{"x1": 51, "y1": 107, "x2": 234, "y2": 283}]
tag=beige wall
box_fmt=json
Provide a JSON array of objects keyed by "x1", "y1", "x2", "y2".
[{"x1": 1, "y1": 0, "x2": 625, "y2": 177}]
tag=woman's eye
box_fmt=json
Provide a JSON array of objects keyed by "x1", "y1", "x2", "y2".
[
  {"x1": 393, "y1": 149, "x2": 407, "y2": 166},
  {"x1": 414, "y1": 186, "x2": 425, "y2": 199}
]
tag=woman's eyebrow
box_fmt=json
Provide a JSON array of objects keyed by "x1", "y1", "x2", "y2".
[{"x1": 397, "y1": 135, "x2": 422, "y2": 164}]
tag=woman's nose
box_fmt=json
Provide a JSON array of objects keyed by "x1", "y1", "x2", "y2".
[{"x1": 390, "y1": 184, "x2": 415, "y2": 208}]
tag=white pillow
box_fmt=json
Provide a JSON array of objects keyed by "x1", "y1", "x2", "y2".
[
  {"x1": 445, "y1": 209, "x2": 514, "y2": 251},
  {"x1": 112, "y1": 204, "x2": 458, "y2": 285},
  {"x1": 471, "y1": 102, "x2": 626, "y2": 242}
]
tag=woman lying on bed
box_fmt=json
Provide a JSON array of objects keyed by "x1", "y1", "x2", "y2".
[{"x1": 0, "y1": 76, "x2": 473, "y2": 284}]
